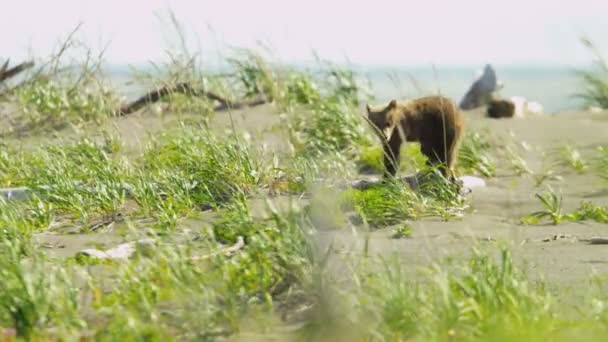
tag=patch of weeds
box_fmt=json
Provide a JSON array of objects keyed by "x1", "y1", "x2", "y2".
[
  {"x1": 356, "y1": 144, "x2": 426, "y2": 174},
  {"x1": 569, "y1": 201, "x2": 608, "y2": 223},
  {"x1": 356, "y1": 146, "x2": 385, "y2": 173},
  {"x1": 521, "y1": 188, "x2": 564, "y2": 225},
  {"x1": 574, "y1": 37, "x2": 608, "y2": 109},
  {"x1": 228, "y1": 49, "x2": 279, "y2": 101},
  {"x1": 558, "y1": 144, "x2": 587, "y2": 173},
  {"x1": 91, "y1": 196, "x2": 315, "y2": 338},
  {"x1": 17, "y1": 78, "x2": 118, "y2": 129},
  {"x1": 417, "y1": 170, "x2": 468, "y2": 221},
  {"x1": 0, "y1": 147, "x2": 31, "y2": 187},
  {"x1": 291, "y1": 99, "x2": 371, "y2": 156},
  {"x1": 529, "y1": 154, "x2": 562, "y2": 188},
  {"x1": 0, "y1": 247, "x2": 84, "y2": 340},
  {"x1": 141, "y1": 124, "x2": 262, "y2": 210},
  {"x1": 265, "y1": 154, "x2": 312, "y2": 196},
  {"x1": 0, "y1": 193, "x2": 54, "y2": 235},
  {"x1": 502, "y1": 145, "x2": 532, "y2": 176},
  {"x1": 341, "y1": 173, "x2": 466, "y2": 227},
  {"x1": 8, "y1": 26, "x2": 120, "y2": 132},
  {"x1": 283, "y1": 71, "x2": 322, "y2": 108},
  {"x1": 23, "y1": 138, "x2": 131, "y2": 224},
  {"x1": 457, "y1": 131, "x2": 496, "y2": 177},
  {"x1": 127, "y1": 10, "x2": 227, "y2": 116},
  {"x1": 91, "y1": 245, "x2": 201, "y2": 340},
  {"x1": 341, "y1": 182, "x2": 422, "y2": 227},
  {"x1": 213, "y1": 197, "x2": 314, "y2": 302},
  {"x1": 596, "y1": 146, "x2": 608, "y2": 181},
  {"x1": 522, "y1": 189, "x2": 608, "y2": 225},
  {"x1": 391, "y1": 224, "x2": 413, "y2": 239},
  {"x1": 307, "y1": 246, "x2": 554, "y2": 340},
  {"x1": 287, "y1": 63, "x2": 373, "y2": 156}
]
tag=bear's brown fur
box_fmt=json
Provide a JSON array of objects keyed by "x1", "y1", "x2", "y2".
[
  {"x1": 366, "y1": 95, "x2": 465, "y2": 180},
  {"x1": 487, "y1": 99, "x2": 515, "y2": 118}
]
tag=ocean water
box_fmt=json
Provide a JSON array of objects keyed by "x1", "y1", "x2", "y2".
[
  {"x1": 360, "y1": 66, "x2": 585, "y2": 113},
  {"x1": 107, "y1": 65, "x2": 586, "y2": 114}
]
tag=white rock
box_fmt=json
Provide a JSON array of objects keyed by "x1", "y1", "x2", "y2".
[
  {"x1": 460, "y1": 176, "x2": 486, "y2": 189},
  {"x1": 78, "y1": 239, "x2": 155, "y2": 260}
]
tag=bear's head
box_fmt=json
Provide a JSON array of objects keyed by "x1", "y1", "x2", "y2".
[{"x1": 366, "y1": 99, "x2": 397, "y2": 139}]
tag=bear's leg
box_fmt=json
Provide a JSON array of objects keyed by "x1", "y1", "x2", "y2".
[
  {"x1": 383, "y1": 131, "x2": 402, "y2": 178},
  {"x1": 421, "y1": 141, "x2": 449, "y2": 177}
]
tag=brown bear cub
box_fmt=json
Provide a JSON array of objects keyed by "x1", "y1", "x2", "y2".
[
  {"x1": 366, "y1": 95, "x2": 465, "y2": 180},
  {"x1": 487, "y1": 99, "x2": 515, "y2": 118}
]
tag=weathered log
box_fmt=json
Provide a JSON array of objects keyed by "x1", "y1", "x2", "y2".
[
  {"x1": 0, "y1": 61, "x2": 35, "y2": 83},
  {"x1": 117, "y1": 82, "x2": 267, "y2": 116}
]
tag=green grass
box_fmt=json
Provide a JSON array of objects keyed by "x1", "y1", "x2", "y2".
[
  {"x1": 574, "y1": 37, "x2": 608, "y2": 109},
  {"x1": 17, "y1": 77, "x2": 118, "y2": 129},
  {"x1": 272, "y1": 59, "x2": 376, "y2": 157},
  {"x1": 301, "y1": 246, "x2": 599, "y2": 341},
  {"x1": 457, "y1": 131, "x2": 496, "y2": 177},
  {"x1": 341, "y1": 173, "x2": 467, "y2": 227},
  {"x1": 521, "y1": 188, "x2": 565, "y2": 225},
  {"x1": 596, "y1": 146, "x2": 608, "y2": 181},
  {"x1": 356, "y1": 144, "x2": 426, "y2": 174},
  {"x1": 4, "y1": 26, "x2": 608, "y2": 341},
  {"x1": 558, "y1": 144, "x2": 588, "y2": 173},
  {"x1": 523, "y1": 188, "x2": 608, "y2": 225}
]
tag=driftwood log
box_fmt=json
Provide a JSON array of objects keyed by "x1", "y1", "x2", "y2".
[
  {"x1": 0, "y1": 61, "x2": 35, "y2": 83},
  {"x1": 117, "y1": 82, "x2": 268, "y2": 115}
]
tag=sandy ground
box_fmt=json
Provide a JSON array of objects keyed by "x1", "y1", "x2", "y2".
[{"x1": 4, "y1": 101, "x2": 608, "y2": 338}]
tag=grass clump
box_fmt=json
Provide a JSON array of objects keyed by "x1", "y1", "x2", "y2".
[
  {"x1": 141, "y1": 124, "x2": 262, "y2": 210},
  {"x1": 5, "y1": 25, "x2": 120, "y2": 133},
  {"x1": 531, "y1": 160, "x2": 563, "y2": 188},
  {"x1": 0, "y1": 147, "x2": 31, "y2": 187},
  {"x1": 287, "y1": 63, "x2": 373, "y2": 156},
  {"x1": 457, "y1": 131, "x2": 496, "y2": 177},
  {"x1": 574, "y1": 37, "x2": 608, "y2": 109},
  {"x1": 0, "y1": 245, "x2": 84, "y2": 340},
  {"x1": 356, "y1": 144, "x2": 426, "y2": 174},
  {"x1": 17, "y1": 77, "x2": 118, "y2": 129},
  {"x1": 558, "y1": 144, "x2": 587, "y2": 173},
  {"x1": 228, "y1": 49, "x2": 280, "y2": 102},
  {"x1": 89, "y1": 197, "x2": 315, "y2": 339},
  {"x1": 26, "y1": 139, "x2": 130, "y2": 225},
  {"x1": 521, "y1": 188, "x2": 565, "y2": 225},
  {"x1": 341, "y1": 182, "x2": 422, "y2": 227},
  {"x1": 341, "y1": 173, "x2": 466, "y2": 227},
  {"x1": 569, "y1": 201, "x2": 608, "y2": 223},
  {"x1": 596, "y1": 146, "x2": 608, "y2": 181},
  {"x1": 211, "y1": 197, "x2": 314, "y2": 303},
  {"x1": 523, "y1": 188, "x2": 608, "y2": 225},
  {"x1": 306, "y1": 246, "x2": 555, "y2": 341},
  {"x1": 391, "y1": 224, "x2": 413, "y2": 239}
]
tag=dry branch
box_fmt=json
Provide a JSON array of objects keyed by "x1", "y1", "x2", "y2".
[
  {"x1": 117, "y1": 82, "x2": 267, "y2": 115},
  {"x1": 190, "y1": 236, "x2": 245, "y2": 261},
  {"x1": 0, "y1": 61, "x2": 34, "y2": 83}
]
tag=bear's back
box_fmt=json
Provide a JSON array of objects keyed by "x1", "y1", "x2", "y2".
[{"x1": 406, "y1": 96, "x2": 463, "y2": 139}]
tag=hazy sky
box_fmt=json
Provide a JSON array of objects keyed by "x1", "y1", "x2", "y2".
[{"x1": 1, "y1": 0, "x2": 607, "y2": 67}]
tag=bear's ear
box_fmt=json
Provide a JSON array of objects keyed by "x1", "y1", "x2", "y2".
[
  {"x1": 366, "y1": 104, "x2": 371, "y2": 113},
  {"x1": 388, "y1": 99, "x2": 397, "y2": 109}
]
